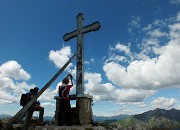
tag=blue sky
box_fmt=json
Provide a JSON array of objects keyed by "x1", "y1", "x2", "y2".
[{"x1": 0, "y1": 0, "x2": 180, "y2": 117}]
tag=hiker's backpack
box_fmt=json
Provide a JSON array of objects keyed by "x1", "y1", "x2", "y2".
[
  {"x1": 20, "y1": 93, "x2": 28, "y2": 106},
  {"x1": 59, "y1": 84, "x2": 69, "y2": 98}
]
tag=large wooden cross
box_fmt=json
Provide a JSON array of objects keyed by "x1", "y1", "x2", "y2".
[{"x1": 63, "y1": 13, "x2": 101, "y2": 97}]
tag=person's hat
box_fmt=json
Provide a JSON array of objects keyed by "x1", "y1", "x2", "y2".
[
  {"x1": 30, "y1": 88, "x2": 34, "y2": 92},
  {"x1": 34, "y1": 87, "x2": 39, "y2": 91}
]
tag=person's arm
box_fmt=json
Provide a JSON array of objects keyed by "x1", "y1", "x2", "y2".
[
  {"x1": 67, "y1": 74, "x2": 73, "y2": 86},
  {"x1": 70, "y1": 74, "x2": 73, "y2": 86}
]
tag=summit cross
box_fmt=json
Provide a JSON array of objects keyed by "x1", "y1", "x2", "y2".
[{"x1": 63, "y1": 13, "x2": 101, "y2": 96}]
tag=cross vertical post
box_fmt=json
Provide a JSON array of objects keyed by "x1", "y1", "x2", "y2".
[
  {"x1": 76, "y1": 13, "x2": 84, "y2": 96},
  {"x1": 63, "y1": 13, "x2": 101, "y2": 97},
  {"x1": 63, "y1": 13, "x2": 101, "y2": 124}
]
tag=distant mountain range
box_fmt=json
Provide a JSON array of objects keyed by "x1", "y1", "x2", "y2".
[
  {"x1": 112, "y1": 108, "x2": 180, "y2": 130},
  {"x1": 93, "y1": 114, "x2": 131, "y2": 123},
  {"x1": 0, "y1": 113, "x2": 129, "y2": 122},
  {"x1": 0, "y1": 114, "x2": 54, "y2": 122},
  {"x1": 134, "y1": 108, "x2": 180, "y2": 122},
  {"x1": 0, "y1": 114, "x2": 12, "y2": 119}
]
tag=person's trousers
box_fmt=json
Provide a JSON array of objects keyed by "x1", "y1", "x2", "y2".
[
  {"x1": 58, "y1": 99, "x2": 71, "y2": 125},
  {"x1": 23, "y1": 105, "x2": 44, "y2": 130}
]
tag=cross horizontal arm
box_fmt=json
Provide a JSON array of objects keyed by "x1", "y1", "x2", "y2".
[
  {"x1": 63, "y1": 21, "x2": 101, "y2": 42},
  {"x1": 83, "y1": 21, "x2": 101, "y2": 34},
  {"x1": 63, "y1": 30, "x2": 79, "y2": 42}
]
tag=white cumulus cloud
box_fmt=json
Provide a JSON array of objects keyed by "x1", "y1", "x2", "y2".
[
  {"x1": 152, "y1": 97, "x2": 177, "y2": 109},
  {"x1": 103, "y1": 12, "x2": 180, "y2": 90},
  {"x1": 0, "y1": 61, "x2": 36, "y2": 105},
  {"x1": 0, "y1": 60, "x2": 30, "y2": 81},
  {"x1": 49, "y1": 46, "x2": 73, "y2": 69},
  {"x1": 84, "y1": 72, "x2": 155, "y2": 102}
]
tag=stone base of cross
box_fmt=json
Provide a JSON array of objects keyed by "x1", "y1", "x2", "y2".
[
  {"x1": 54, "y1": 95, "x2": 93, "y2": 124},
  {"x1": 54, "y1": 13, "x2": 100, "y2": 125}
]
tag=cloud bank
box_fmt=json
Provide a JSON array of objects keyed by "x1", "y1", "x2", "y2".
[
  {"x1": 0, "y1": 61, "x2": 34, "y2": 104},
  {"x1": 103, "y1": 12, "x2": 180, "y2": 91}
]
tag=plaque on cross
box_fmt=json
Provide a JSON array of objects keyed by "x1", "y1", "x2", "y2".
[{"x1": 63, "y1": 13, "x2": 101, "y2": 97}]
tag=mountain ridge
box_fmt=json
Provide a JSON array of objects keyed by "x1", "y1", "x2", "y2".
[
  {"x1": 112, "y1": 108, "x2": 180, "y2": 129},
  {"x1": 93, "y1": 114, "x2": 131, "y2": 122},
  {"x1": 134, "y1": 108, "x2": 180, "y2": 122}
]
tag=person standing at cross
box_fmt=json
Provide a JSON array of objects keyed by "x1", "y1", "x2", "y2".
[{"x1": 58, "y1": 74, "x2": 74, "y2": 126}]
